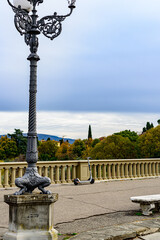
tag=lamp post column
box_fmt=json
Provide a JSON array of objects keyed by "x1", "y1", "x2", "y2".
[
  {"x1": 26, "y1": 3, "x2": 40, "y2": 169},
  {"x1": 26, "y1": 52, "x2": 39, "y2": 168}
]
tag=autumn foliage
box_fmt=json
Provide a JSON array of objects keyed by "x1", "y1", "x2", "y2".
[{"x1": 1, "y1": 125, "x2": 160, "y2": 161}]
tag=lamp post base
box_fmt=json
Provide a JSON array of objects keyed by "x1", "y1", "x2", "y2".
[
  {"x1": 14, "y1": 167, "x2": 51, "y2": 195},
  {"x1": 3, "y1": 193, "x2": 58, "y2": 240}
]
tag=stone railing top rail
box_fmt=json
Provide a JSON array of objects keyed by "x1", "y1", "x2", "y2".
[
  {"x1": 89, "y1": 158, "x2": 160, "y2": 164},
  {"x1": 0, "y1": 160, "x2": 79, "y2": 166},
  {"x1": 0, "y1": 158, "x2": 160, "y2": 167}
]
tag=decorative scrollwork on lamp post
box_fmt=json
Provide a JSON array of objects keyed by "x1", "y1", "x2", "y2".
[{"x1": 7, "y1": 0, "x2": 76, "y2": 195}]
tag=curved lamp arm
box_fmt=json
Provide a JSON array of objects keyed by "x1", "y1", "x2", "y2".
[
  {"x1": 7, "y1": 0, "x2": 32, "y2": 36},
  {"x1": 37, "y1": 6, "x2": 75, "y2": 40}
]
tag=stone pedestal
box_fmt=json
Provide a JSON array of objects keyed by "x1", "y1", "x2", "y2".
[{"x1": 3, "y1": 193, "x2": 58, "y2": 240}]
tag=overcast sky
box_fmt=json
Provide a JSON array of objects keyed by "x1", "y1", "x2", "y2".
[
  {"x1": 0, "y1": 112, "x2": 160, "y2": 139},
  {"x1": 0, "y1": 0, "x2": 160, "y2": 138}
]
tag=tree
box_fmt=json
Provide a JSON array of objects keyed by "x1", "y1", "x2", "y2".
[
  {"x1": 114, "y1": 130, "x2": 138, "y2": 142},
  {"x1": 56, "y1": 142, "x2": 72, "y2": 160},
  {"x1": 0, "y1": 145, "x2": 5, "y2": 160},
  {"x1": 142, "y1": 122, "x2": 154, "y2": 133},
  {"x1": 88, "y1": 125, "x2": 92, "y2": 140},
  {"x1": 139, "y1": 125, "x2": 160, "y2": 158},
  {"x1": 0, "y1": 136, "x2": 18, "y2": 160},
  {"x1": 91, "y1": 138, "x2": 100, "y2": 148},
  {"x1": 90, "y1": 135, "x2": 138, "y2": 160},
  {"x1": 81, "y1": 144, "x2": 92, "y2": 159},
  {"x1": 8, "y1": 129, "x2": 27, "y2": 155},
  {"x1": 59, "y1": 138, "x2": 64, "y2": 145},
  {"x1": 142, "y1": 127, "x2": 146, "y2": 133},
  {"x1": 71, "y1": 139, "x2": 86, "y2": 159},
  {"x1": 157, "y1": 119, "x2": 160, "y2": 125},
  {"x1": 38, "y1": 140, "x2": 58, "y2": 161}
]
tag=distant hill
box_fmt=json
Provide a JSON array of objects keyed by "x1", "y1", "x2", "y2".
[
  {"x1": 37, "y1": 134, "x2": 75, "y2": 144},
  {"x1": 0, "y1": 134, "x2": 75, "y2": 144}
]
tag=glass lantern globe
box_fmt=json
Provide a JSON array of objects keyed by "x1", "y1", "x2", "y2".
[{"x1": 13, "y1": 0, "x2": 33, "y2": 12}]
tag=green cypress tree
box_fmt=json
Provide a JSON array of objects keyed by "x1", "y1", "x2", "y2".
[{"x1": 88, "y1": 125, "x2": 92, "y2": 140}]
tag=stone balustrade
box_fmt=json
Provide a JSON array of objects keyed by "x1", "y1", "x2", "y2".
[{"x1": 0, "y1": 159, "x2": 160, "y2": 188}]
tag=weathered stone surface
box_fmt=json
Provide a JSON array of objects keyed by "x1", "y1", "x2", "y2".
[
  {"x1": 141, "y1": 228, "x2": 159, "y2": 237},
  {"x1": 131, "y1": 194, "x2": 160, "y2": 203},
  {"x1": 71, "y1": 225, "x2": 138, "y2": 240},
  {"x1": 71, "y1": 219, "x2": 160, "y2": 240},
  {"x1": 133, "y1": 219, "x2": 160, "y2": 229},
  {"x1": 140, "y1": 232, "x2": 160, "y2": 240},
  {"x1": 4, "y1": 192, "x2": 58, "y2": 205},
  {"x1": 117, "y1": 223, "x2": 147, "y2": 235},
  {"x1": 3, "y1": 193, "x2": 58, "y2": 240}
]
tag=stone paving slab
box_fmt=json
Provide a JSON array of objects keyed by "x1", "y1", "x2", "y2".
[
  {"x1": 70, "y1": 218, "x2": 160, "y2": 240},
  {"x1": 140, "y1": 232, "x2": 160, "y2": 239},
  {"x1": 132, "y1": 219, "x2": 160, "y2": 229}
]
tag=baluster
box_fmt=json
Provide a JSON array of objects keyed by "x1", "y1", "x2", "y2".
[
  {"x1": 125, "y1": 163, "x2": 129, "y2": 178},
  {"x1": 152, "y1": 162, "x2": 155, "y2": 176},
  {"x1": 67, "y1": 165, "x2": 72, "y2": 183},
  {"x1": 98, "y1": 164, "x2": 102, "y2": 180},
  {"x1": 44, "y1": 166, "x2": 48, "y2": 177},
  {"x1": 4, "y1": 168, "x2": 9, "y2": 188},
  {"x1": 38, "y1": 166, "x2": 42, "y2": 176},
  {"x1": 112, "y1": 164, "x2": 116, "y2": 179},
  {"x1": 102, "y1": 164, "x2": 107, "y2": 180},
  {"x1": 148, "y1": 162, "x2": 152, "y2": 176},
  {"x1": 50, "y1": 166, "x2": 55, "y2": 184},
  {"x1": 117, "y1": 164, "x2": 120, "y2": 179},
  {"x1": 107, "y1": 164, "x2": 111, "y2": 180},
  {"x1": 133, "y1": 163, "x2": 136, "y2": 178},
  {"x1": 137, "y1": 163, "x2": 140, "y2": 178},
  {"x1": 55, "y1": 166, "x2": 60, "y2": 184},
  {"x1": 120, "y1": 164, "x2": 125, "y2": 179},
  {"x1": 156, "y1": 163, "x2": 159, "y2": 176},
  {"x1": 141, "y1": 163, "x2": 145, "y2": 177},
  {"x1": 93, "y1": 165, "x2": 97, "y2": 180},
  {"x1": 72, "y1": 165, "x2": 76, "y2": 181},
  {"x1": 18, "y1": 167, "x2": 23, "y2": 178},
  {"x1": 129, "y1": 163, "x2": 133, "y2": 178},
  {"x1": 0, "y1": 169, "x2": 3, "y2": 188},
  {"x1": 145, "y1": 163, "x2": 148, "y2": 177},
  {"x1": 11, "y1": 167, "x2": 16, "y2": 187},
  {"x1": 61, "y1": 165, "x2": 66, "y2": 183},
  {"x1": 158, "y1": 163, "x2": 160, "y2": 175}
]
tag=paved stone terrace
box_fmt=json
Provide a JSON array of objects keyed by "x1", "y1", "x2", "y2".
[{"x1": 1, "y1": 178, "x2": 160, "y2": 239}]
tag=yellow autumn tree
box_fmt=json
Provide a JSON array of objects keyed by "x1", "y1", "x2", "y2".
[
  {"x1": 138, "y1": 125, "x2": 160, "y2": 158},
  {"x1": 56, "y1": 142, "x2": 73, "y2": 160},
  {"x1": 38, "y1": 140, "x2": 58, "y2": 161},
  {"x1": 0, "y1": 136, "x2": 18, "y2": 160},
  {"x1": 90, "y1": 135, "x2": 138, "y2": 159}
]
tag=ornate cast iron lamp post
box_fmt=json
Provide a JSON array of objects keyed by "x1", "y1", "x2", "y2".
[{"x1": 7, "y1": 0, "x2": 76, "y2": 195}]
